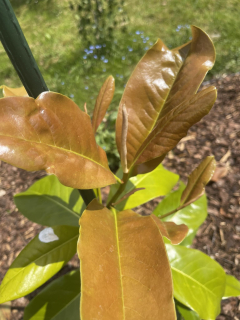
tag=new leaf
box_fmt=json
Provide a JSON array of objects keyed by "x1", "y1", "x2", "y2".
[
  {"x1": 116, "y1": 26, "x2": 216, "y2": 174},
  {"x1": 92, "y1": 76, "x2": 115, "y2": 133},
  {"x1": 181, "y1": 156, "x2": 216, "y2": 205}
]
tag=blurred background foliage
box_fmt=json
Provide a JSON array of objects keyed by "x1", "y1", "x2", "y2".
[{"x1": 0, "y1": 0, "x2": 240, "y2": 169}]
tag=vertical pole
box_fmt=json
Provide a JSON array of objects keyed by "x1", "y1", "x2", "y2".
[
  {"x1": 0, "y1": 0, "x2": 95, "y2": 205},
  {"x1": 0, "y1": 0, "x2": 48, "y2": 98}
]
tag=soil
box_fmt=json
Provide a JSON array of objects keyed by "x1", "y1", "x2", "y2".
[{"x1": 0, "y1": 73, "x2": 240, "y2": 319}]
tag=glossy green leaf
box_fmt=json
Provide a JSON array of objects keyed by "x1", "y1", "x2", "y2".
[
  {"x1": 14, "y1": 175, "x2": 85, "y2": 227},
  {"x1": 0, "y1": 92, "x2": 116, "y2": 189},
  {"x1": 0, "y1": 225, "x2": 78, "y2": 304},
  {"x1": 153, "y1": 182, "x2": 207, "y2": 246},
  {"x1": 181, "y1": 156, "x2": 216, "y2": 205},
  {"x1": 24, "y1": 270, "x2": 80, "y2": 320},
  {"x1": 176, "y1": 300, "x2": 201, "y2": 320},
  {"x1": 108, "y1": 164, "x2": 179, "y2": 210},
  {"x1": 223, "y1": 275, "x2": 240, "y2": 299},
  {"x1": 78, "y1": 200, "x2": 176, "y2": 320},
  {"x1": 166, "y1": 244, "x2": 226, "y2": 319},
  {"x1": 92, "y1": 75, "x2": 115, "y2": 133},
  {"x1": 116, "y1": 26, "x2": 216, "y2": 174}
]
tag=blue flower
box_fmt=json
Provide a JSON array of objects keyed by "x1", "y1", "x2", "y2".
[
  {"x1": 70, "y1": 94, "x2": 74, "y2": 98},
  {"x1": 135, "y1": 31, "x2": 141, "y2": 35},
  {"x1": 103, "y1": 59, "x2": 108, "y2": 63},
  {"x1": 89, "y1": 45, "x2": 95, "y2": 50},
  {"x1": 85, "y1": 86, "x2": 89, "y2": 90},
  {"x1": 122, "y1": 56, "x2": 125, "y2": 60}
]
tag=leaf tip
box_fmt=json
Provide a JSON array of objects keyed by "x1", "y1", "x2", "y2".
[
  {"x1": 190, "y1": 25, "x2": 216, "y2": 66},
  {"x1": 84, "y1": 102, "x2": 88, "y2": 114}
]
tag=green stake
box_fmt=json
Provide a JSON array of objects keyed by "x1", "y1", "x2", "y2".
[
  {"x1": 0, "y1": 0, "x2": 48, "y2": 98},
  {"x1": 0, "y1": 0, "x2": 95, "y2": 205}
]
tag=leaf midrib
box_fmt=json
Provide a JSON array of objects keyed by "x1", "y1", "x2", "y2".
[
  {"x1": 113, "y1": 210, "x2": 125, "y2": 320},
  {"x1": 0, "y1": 134, "x2": 109, "y2": 172},
  {"x1": 52, "y1": 293, "x2": 80, "y2": 320},
  {"x1": 0, "y1": 233, "x2": 78, "y2": 293},
  {"x1": 129, "y1": 49, "x2": 184, "y2": 169},
  {"x1": 171, "y1": 265, "x2": 217, "y2": 299},
  {"x1": 182, "y1": 159, "x2": 212, "y2": 204},
  {"x1": 17, "y1": 191, "x2": 80, "y2": 220},
  {"x1": 131, "y1": 89, "x2": 213, "y2": 170}
]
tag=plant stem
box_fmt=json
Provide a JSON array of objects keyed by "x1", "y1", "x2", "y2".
[
  {"x1": 0, "y1": 0, "x2": 96, "y2": 206},
  {"x1": 97, "y1": 188, "x2": 102, "y2": 204},
  {"x1": 159, "y1": 192, "x2": 204, "y2": 220},
  {"x1": 107, "y1": 172, "x2": 128, "y2": 207},
  {"x1": 0, "y1": 0, "x2": 48, "y2": 98},
  {"x1": 79, "y1": 189, "x2": 96, "y2": 206}
]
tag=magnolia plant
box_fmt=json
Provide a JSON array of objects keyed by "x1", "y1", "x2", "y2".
[{"x1": 0, "y1": 17, "x2": 240, "y2": 320}]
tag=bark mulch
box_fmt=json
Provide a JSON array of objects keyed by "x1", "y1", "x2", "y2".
[{"x1": 0, "y1": 73, "x2": 240, "y2": 319}]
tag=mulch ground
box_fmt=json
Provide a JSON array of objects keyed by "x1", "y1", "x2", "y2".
[{"x1": 0, "y1": 73, "x2": 240, "y2": 319}]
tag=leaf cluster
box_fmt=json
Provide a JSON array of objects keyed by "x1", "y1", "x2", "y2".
[{"x1": 0, "y1": 26, "x2": 239, "y2": 320}]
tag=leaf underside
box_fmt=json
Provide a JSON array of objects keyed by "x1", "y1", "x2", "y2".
[
  {"x1": 92, "y1": 75, "x2": 115, "y2": 133},
  {"x1": 116, "y1": 26, "x2": 216, "y2": 174},
  {"x1": 180, "y1": 156, "x2": 216, "y2": 205},
  {"x1": 0, "y1": 92, "x2": 116, "y2": 189},
  {"x1": 0, "y1": 85, "x2": 28, "y2": 97},
  {"x1": 153, "y1": 182, "x2": 208, "y2": 247},
  {"x1": 78, "y1": 199, "x2": 176, "y2": 320}
]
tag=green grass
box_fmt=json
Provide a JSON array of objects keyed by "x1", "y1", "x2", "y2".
[
  {"x1": 1, "y1": 0, "x2": 240, "y2": 106},
  {"x1": 0, "y1": 0, "x2": 240, "y2": 168}
]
